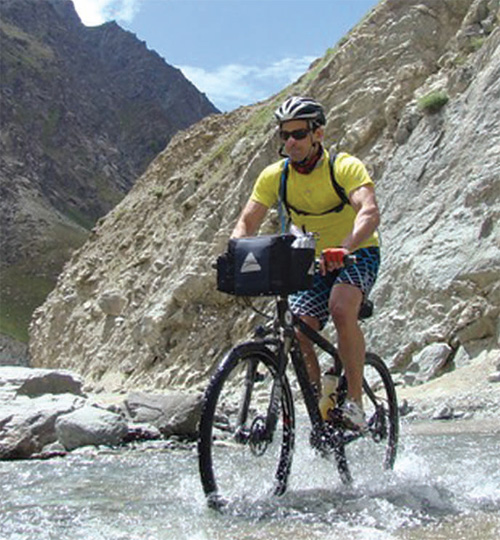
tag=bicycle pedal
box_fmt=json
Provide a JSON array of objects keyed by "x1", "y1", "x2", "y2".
[
  {"x1": 329, "y1": 408, "x2": 367, "y2": 433},
  {"x1": 341, "y1": 417, "x2": 368, "y2": 434},
  {"x1": 326, "y1": 408, "x2": 343, "y2": 425}
]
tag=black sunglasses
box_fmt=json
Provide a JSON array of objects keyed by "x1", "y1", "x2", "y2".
[{"x1": 279, "y1": 128, "x2": 311, "y2": 141}]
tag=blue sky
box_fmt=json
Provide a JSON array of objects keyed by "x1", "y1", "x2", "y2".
[{"x1": 73, "y1": 0, "x2": 380, "y2": 111}]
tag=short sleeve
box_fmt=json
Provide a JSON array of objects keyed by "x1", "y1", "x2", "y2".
[
  {"x1": 250, "y1": 161, "x2": 282, "y2": 208},
  {"x1": 334, "y1": 153, "x2": 374, "y2": 196}
]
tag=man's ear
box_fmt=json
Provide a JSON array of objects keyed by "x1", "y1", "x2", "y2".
[{"x1": 313, "y1": 126, "x2": 325, "y2": 142}]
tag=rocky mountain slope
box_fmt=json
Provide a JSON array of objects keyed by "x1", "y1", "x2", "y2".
[
  {"x1": 0, "y1": 0, "x2": 218, "y2": 345},
  {"x1": 30, "y1": 0, "x2": 499, "y2": 398}
]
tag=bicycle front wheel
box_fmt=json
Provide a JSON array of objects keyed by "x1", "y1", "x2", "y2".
[{"x1": 198, "y1": 342, "x2": 295, "y2": 509}]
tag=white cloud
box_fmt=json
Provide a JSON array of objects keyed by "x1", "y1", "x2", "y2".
[
  {"x1": 179, "y1": 55, "x2": 317, "y2": 112},
  {"x1": 73, "y1": 0, "x2": 142, "y2": 26}
]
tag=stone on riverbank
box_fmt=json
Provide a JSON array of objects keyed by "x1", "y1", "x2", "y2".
[
  {"x1": 0, "y1": 394, "x2": 85, "y2": 459},
  {"x1": 123, "y1": 391, "x2": 203, "y2": 439},
  {"x1": 55, "y1": 406, "x2": 128, "y2": 451},
  {"x1": 0, "y1": 366, "x2": 84, "y2": 400},
  {"x1": 0, "y1": 367, "x2": 202, "y2": 459}
]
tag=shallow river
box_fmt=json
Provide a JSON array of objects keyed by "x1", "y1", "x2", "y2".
[{"x1": 1, "y1": 421, "x2": 499, "y2": 540}]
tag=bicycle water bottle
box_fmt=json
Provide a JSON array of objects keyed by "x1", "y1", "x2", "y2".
[{"x1": 319, "y1": 368, "x2": 338, "y2": 421}]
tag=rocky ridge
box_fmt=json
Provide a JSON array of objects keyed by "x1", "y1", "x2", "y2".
[
  {"x1": 0, "y1": 0, "x2": 218, "y2": 345},
  {"x1": 29, "y1": 0, "x2": 499, "y2": 411}
]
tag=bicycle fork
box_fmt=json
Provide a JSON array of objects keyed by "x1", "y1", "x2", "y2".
[{"x1": 233, "y1": 351, "x2": 286, "y2": 454}]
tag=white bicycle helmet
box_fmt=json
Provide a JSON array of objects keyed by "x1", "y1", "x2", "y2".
[{"x1": 274, "y1": 96, "x2": 326, "y2": 126}]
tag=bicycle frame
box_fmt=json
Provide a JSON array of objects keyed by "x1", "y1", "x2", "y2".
[
  {"x1": 243, "y1": 293, "x2": 376, "y2": 458},
  {"x1": 198, "y1": 291, "x2": 399, "y2": 504},
  {"x1": 241, "y1": 297, "x2": 336, "y2": 446}
]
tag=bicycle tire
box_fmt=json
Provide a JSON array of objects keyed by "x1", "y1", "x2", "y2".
[
  {"x1": 334, "y1": 352, "x2": 399, "y2": 482},
  {"x1": 198, "y1": 342, "x2": 295, "y2": 508}
]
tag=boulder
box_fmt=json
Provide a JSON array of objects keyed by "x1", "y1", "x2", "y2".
[
  {"x1": 55, "y1": 406, "x2": 128, "y2": 451},
  {"x1": 0, "y1": 394, "x2": 85, "y2": 459},
  {"x1": 0, "y1": 366, "x2": 84, "y2": 400},
  {"x1": 406, "y1": 343, "x2": 453, "y2": 384},
  {"x1": 124, "y1": 391, "x2": 203, "y2": 438}
]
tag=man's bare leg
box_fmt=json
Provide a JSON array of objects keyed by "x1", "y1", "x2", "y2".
[
  {"x1": 329, "y1": 284, "x2": 364, "y2": 403},
  {"x1": 295, "y1": 314, "x2": 322, "y2": 393}
]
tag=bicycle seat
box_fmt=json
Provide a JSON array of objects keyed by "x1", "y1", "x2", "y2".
[{"x1": 358, "y1": 300, "x2": 373, "y2": 320}]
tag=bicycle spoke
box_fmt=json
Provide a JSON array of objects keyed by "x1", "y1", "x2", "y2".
[{"x1": 198, "y1": 344, "x2": 295, "y2": 506}]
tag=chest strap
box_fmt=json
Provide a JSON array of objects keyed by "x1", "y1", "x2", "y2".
[{"x1": 278, "y1": 153, "x2": 350, "y2": 232}]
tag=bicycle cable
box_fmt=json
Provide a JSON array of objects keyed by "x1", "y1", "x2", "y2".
[{"x1": 238, "y1": 297, "x2": 274, "y2": 321}]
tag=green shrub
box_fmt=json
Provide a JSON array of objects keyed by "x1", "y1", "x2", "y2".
[
  {"x1": 417, "y1": 90, "x2": 449, "y2": 114},
  {"x1": 468, "y1": 36, "x2": 485, "y2": 52}
]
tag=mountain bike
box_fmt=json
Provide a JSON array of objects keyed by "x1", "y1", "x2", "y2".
[{"x1": 197, "y1": 235, "x2": 399, "y2": 509}]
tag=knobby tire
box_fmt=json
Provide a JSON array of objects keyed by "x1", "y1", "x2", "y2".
[{"x1": 198, "y1": 342, "x2": 295, "y2": 508}]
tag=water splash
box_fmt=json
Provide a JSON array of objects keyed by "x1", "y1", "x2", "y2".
[{"x1": 0, "y1": 429, "x2": 499, "y2": 539}]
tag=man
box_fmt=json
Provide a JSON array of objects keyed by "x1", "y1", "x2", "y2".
[{"x1": 231, "y1": 96, "x2": 380, "y2": 429}]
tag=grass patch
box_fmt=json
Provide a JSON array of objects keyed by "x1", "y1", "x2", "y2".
[
  {"x1": 0, "y1": 266, "x2": 55, "y2": 342},
  {"x1": 62, "y1": 205, "x2": 96, "y2": 230},
  {"x1": 0, "y1": 222, "x2": 88, "y2": 342},
  {"x1": 0, "y1": 20, "x2": 54, "y2": 75},
  {"x1": 468, "y1": 36, "x2": 486, "y2": 52},
  {"x1": 417, "y1": 90, "x2": 449, "y2": 114}
]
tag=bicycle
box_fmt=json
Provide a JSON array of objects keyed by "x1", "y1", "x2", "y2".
[{"x1": 197, "y1": 235, "x2": 399, "y2": 509}]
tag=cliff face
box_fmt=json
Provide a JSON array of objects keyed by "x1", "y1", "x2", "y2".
[
  {"x1": 29, "y1": 0, "x2": 499, "y2": 394},
  {"x1": 0, "y1": 0, "x2": 218, "y2": 343}
]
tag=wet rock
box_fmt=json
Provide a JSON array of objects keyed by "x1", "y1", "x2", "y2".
[
  {"x1": 399, "y1": 399, "x2": 414, "y2": 417},
  {"x1": 0, "y1": 394, "x2": 85, "y2": 459},
  {"x1": 55, "y1": 406, "x2": 128, "y2": 451},
  {"x1": 432, "y1": 405, "x2": 455, "y2": 420},
  {"x1": 123, "y1": 422, "x2": 162, "y2": 443},
  {"x1": 124, "y1": 391, "x2": 203, "y2": 439},
  {"x1": 33, "y1": 441, "x2": 68, "y2": 460}
]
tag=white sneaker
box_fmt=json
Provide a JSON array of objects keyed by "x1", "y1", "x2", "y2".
[{"x1": 341, "y1": 399, "x2": 367, "y2": 431}]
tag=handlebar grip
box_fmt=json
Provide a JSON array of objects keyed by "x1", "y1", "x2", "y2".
[{"x1": 343, "y1": 254, "x2": 357, "y2": 266}]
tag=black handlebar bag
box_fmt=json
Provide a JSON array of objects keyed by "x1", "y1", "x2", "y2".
[{"x1": 216, "y1": 234, "x2": 315, "y2": 296}]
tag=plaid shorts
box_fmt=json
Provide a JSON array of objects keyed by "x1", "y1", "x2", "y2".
[{"x1": 289, "y1": 247, "x2": 380, "y2": 329}]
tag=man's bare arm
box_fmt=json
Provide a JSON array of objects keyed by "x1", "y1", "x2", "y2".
[
  {"x1": 341, "y1": 185, "x2": 380, "y2": 251},
  {"x1": 231, "y1": 200, "x2": 269, "y2": 238}
]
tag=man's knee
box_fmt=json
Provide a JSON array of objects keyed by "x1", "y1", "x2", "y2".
[{"x1": 329, "y1": 286, "x2": 362, "y2": 326}]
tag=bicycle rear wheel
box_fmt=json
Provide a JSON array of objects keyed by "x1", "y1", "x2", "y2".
[
  {"x1": 335, "y1": 352, "x2": 399, "y2": 482},
  {"x1": 198, "y1": 342, "x2": 295, "y2": 509}
]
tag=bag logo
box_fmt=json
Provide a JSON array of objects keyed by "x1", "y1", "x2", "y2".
[{"x1": 240, "y1": 252, "x2": 262, "y2": 273}]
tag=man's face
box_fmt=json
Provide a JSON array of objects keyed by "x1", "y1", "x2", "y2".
[{"x1": 280, "y1": 119, "x2": 323, "y2": 163}]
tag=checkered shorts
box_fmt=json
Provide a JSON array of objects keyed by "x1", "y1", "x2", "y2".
[{"x1": 289, "y1": 247, "x2": 380, "y2": 329}]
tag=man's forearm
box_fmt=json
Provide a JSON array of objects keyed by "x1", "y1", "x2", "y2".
[
  {"x1": 231, "y1": 200, "x2": 268, "y2": 239},
  {"x1": 342, "y1": 207, "x2": 380, "y2": 251}
]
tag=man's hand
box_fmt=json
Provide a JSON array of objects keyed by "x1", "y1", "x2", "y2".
[{"x1": 320, "y1": 247, "x2": 350, "y2": 274}]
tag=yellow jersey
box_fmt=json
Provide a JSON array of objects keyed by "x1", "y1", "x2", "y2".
[{"x1": 250, "y1": 150, "x2": 379, "y2": 255}]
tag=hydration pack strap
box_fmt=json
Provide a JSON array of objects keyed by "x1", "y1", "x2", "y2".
[
  {"x1": 278, "y1": 158, "x2": 291, "y2": 233},
  {"x1": 279, "y1": 153, "x2": 350, "y2": 232}
]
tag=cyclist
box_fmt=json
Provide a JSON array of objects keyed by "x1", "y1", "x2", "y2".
[{"x1": 230, "y1": 96, "x2": 381, "y2": 430}]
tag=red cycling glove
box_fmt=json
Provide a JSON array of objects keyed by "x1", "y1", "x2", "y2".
[{"x1": 321, "y1": 247, "x2": 350, "y2": 266}]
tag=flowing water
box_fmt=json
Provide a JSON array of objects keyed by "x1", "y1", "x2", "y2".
[{"x1": 1, "y1": 421, "x2": 499, "y2": 540}]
